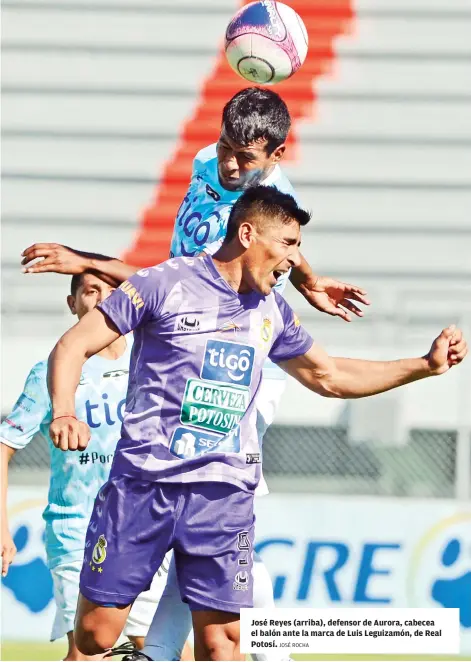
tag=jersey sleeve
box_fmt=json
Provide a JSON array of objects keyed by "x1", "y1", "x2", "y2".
[
  {"x1": 269, "y1": 294, "x2": 314, "y2": 364},
  {"x1": 98, "y1": 264, "x2": 172, "y2": 335},
  {"x1": 0, "y1": 362, "x2": 51, "y2": 450}
]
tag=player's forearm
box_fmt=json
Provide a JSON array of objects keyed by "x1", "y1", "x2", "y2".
[
  {"x1": 87, "y1": 255, "x2": 138, "y2": 286},
  {"x1": 1, "y1": 445, "x2": 15, "y2": 522},
  {"x1": 289, "y1": 253, "x2": 319, "y2": 291},
  {"x1": 48, "y1": 335, "x2": 87, "y2": 418},
  {"x1": 322, "y1": 356, "x2": 431, "y2": 399}
]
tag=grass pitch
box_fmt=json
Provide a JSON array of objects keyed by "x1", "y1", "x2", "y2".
[{"x1": 1, "y1": 641, "x2": 468, "y2": 662}]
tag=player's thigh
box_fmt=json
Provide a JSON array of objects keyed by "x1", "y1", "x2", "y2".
[
  {"x1": 123, "y1": 552, "x2": 173, "y2": 639},
  {"x1": 50, "y1": 561, "x2": 82, "y2": 642},
  {"x1": 175, "y1": 483, "x2": 255, "y2": 613},
  {"x1": 80, "y1": 477, "x2": 175, "y2": 607},
  {"x1": 192, "y1": 610, "x2": 242, "y2": 662},
  {"x1": 252, "y1": 551, "x2": 275, "y2": 609}
]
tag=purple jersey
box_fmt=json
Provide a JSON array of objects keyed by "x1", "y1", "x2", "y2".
[{"x1": 98, "y1": 255, "x2": 313, "y2": 492}]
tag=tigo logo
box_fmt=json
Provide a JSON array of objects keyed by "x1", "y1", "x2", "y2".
[{"x1": 201, "y1": 340, "x2": 254, "y2": 386}]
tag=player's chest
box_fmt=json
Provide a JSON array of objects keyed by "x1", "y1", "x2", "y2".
[
  {"x1": 74, "y1": 367, "x2": 129, "y2": 432},
  {"x1": 156, "y1": 302, "x2": 277, "y2": 369},
  {"x1": 172, "y1": 182, "x2": 235, "y2": 256}
]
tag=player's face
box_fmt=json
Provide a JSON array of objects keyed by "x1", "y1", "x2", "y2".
[
  {"x1": 217, "y1": 129, "x2": 285, "y2": 191},
  {"x1": 242, "y1": 218, "x2": 302, "y2": 296},
  {"x1": 67, "y1": 274, "x2": 116, "y2": 319}
]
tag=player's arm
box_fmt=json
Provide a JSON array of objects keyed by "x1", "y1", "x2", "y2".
[
  {"x1": 0, "y1": 363, "x2": 51, "y2": 576},
  {"x1": 279, "y1": 326, "x2": 467, "y2": 398},
  {"x1": 21, "y1": 243, "x2": 137, "y2": 286},
  {"x1": 49, "y1": 269, "x2": 162, "y2": 451},
  {"x1": 1, "y1": 444, "x2": 16, "y2": 577},
  {"x1": 48, "y1": 308, "x2": 121, "y2": 450},
  {"x1": 289, "y1": 252, "x2": 370, "y2": 322}
]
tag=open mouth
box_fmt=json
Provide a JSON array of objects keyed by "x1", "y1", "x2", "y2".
[{"x1": 271, "y1": 270, "x2": 286, "y2": 285}]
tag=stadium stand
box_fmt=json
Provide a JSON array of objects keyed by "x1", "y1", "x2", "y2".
[{"x1": 2, "y1": 0, "x2": 470, "y2": 496}]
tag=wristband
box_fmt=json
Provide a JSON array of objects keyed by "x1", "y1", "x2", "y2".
[{"x1": 52, "y1": 415, "x2": 77, "y2": 423}]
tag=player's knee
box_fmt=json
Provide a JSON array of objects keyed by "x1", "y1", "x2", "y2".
[
  {"x1": 74, "y1": 617, "x2": 116, "y2": 655},
  {"x1": 201, "y1": 629, "x2": 238, "y2": 661}
]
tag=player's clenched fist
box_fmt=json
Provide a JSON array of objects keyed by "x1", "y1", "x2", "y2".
[
  {"x1": 49, "y1": 416, "x2": 91, "y2": 452},
  {"x1": 425, "y1": 325, "x2": 468, "y2": 375}
]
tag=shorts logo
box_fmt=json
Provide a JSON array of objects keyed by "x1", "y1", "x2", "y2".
[
  {"x1": 246, "y1": 453, "x2": 260, "y2": 464},
  {"x1": 91, "y1": 535, "x2": 107, "y2": 565},
  {"x1": 260, "y1": 317, "x2": 273, "y2": 343},
  {"x1": 201, "y1": 339, "x2": 255, "y2": 386},
  {"x1": 233, "y1": 570, "x2": 249, "y2": 591},
  {"x1": 238, "y1": 532, "x2": 251, "y2": 551}
]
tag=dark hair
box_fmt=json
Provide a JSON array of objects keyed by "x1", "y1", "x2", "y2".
[
  {"x1": 70, "y1": 273, "x2": 86, "y2": 296},
  {"x1": 222, "y1": 87, "x2": 291, "y2": 154},
  {"x1": 224, "y1": 185, "x2": 310, "y2": 242}
]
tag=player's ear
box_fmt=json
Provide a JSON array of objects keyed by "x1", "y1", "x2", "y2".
[
  {"x1": 271, "y1": 144, "x2": 286, "y2": 163},
  {"x1": 238, "y1": 221, "x2": 256, "y2": 249},
  {"x1": 67, "y1": 295, "x2": 77, "y2": 316}
]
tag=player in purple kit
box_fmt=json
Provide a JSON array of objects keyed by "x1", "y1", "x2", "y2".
[{"x1": 46, "y1": 187, "x2": 467, "y2": 661}]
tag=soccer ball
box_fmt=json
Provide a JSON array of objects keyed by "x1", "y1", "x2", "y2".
[{"x1": 225, "y1": 1, "x2": 308, "y2": 85}]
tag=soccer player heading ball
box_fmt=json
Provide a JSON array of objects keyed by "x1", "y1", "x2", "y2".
[{"x1": 45, "y1": 185, "x2": 466, "y2": 660}]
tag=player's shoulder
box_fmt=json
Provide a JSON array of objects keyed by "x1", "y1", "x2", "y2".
[
  {"x1": 272, "y1": 166, "x2": 297, "y2": 197},
  {"x1": 271, "y1": 290, "x2": 295, "y2": 323},
  {"x1": 193, "y1": 143, "x2": 218, "y2": 169},
  {"x1": 26, "y1": 359, "x2": 48, "y2": 383},
  {"x1": 147, "y1": 256, "x2": 206, "y2": 283}
]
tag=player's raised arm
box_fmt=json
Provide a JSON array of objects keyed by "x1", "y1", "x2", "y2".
[
  {"x1": 279, "y1": 325, "x2": 467, "y2": 399},
  {"x1": 48, "y1": 270, "x2": 163, "y2": 451},
  {"x1": 21, "y1": 243, "x2": 138, "y2": 286},
  {"x1": 289, "y1": 252, "x2": 371, "y2": 322},
  {"x1": 47, "y1": 308, "x2": 121, "y2": 451}
]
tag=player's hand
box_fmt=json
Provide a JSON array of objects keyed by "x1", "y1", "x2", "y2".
[
  {"x1": 1, "y1": 525, "x2": 17, "y2": 577},
  {"x1": 49, "y1": 416, "x2": 91, "y2": 452},
  {"x1": 299, "y1": 275, "x2": 370, "y2": 322},
  {"x1": 21, "y1": 243, "x2": 90, "y2": 275},
  {"x1": 425, "y1": 325, "x2": 468, "y2": 376}
]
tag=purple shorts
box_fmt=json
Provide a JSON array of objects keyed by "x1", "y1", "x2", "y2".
[{"x1": 80, "y1": 478, "x2": 254, "y2": 613}]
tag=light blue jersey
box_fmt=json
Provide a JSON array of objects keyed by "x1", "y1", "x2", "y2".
[
  {"x1": 169, "y1": 143, "x2": 299, "y2": 379},
  {"x1": 0, "y1": 341, "x2": 132, "y2": 568}
]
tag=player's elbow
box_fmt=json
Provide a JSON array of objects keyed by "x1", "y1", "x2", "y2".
[
  {"x1": 309, "y1": 371, "x2": 348, "y2": 399},
  {"x1": 51, "y1": 331, "x2": 87, "y2": 364}
]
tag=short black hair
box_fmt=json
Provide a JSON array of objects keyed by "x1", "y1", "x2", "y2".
[
  {"x1": 70, "y1": 273, "x2": 86, "y2": 296},
  {"x1": 222, "y1": 87, "x2": 291, "y2": 154},
  {"x1": 224, "y1": 185, "x2": 310, "y2": 242}
]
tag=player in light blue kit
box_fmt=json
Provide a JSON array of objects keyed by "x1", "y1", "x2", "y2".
[
  {"x1": 0, "y1": 272, "x2": 171, "y2": 661},
  {"x1": 45, "y1": 186, "x2": 467, "y2": 661}
]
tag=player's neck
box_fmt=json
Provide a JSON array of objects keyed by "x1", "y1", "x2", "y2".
[
  {"x1": 212, "y1": 248, "x2": 251, "y2": 294},
  {"x1": 97, "y1": 335, "x2": 127, "y2": 361}
]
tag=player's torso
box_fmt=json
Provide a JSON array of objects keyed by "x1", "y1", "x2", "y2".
[
  {"x1": 170, "y1": 147, "x2": 238, "y2": 258},
  {"x1": 117, "y1": 258, "x2": 282, "y2": 485}
]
